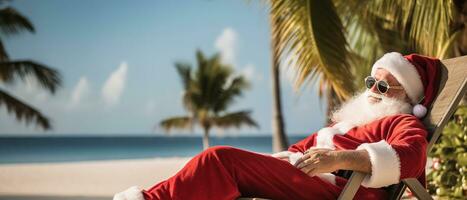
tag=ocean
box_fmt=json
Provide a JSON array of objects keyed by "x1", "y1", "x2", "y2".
[{"x1": 0, "y1": 135, "x2": 308, "y2": 164}]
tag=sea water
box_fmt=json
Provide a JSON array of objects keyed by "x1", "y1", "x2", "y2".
[{"x1": 0, "y1": 135, "x2": 308, "y2": 164}]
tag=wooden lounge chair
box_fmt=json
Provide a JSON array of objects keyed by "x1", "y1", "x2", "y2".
[{"x1": 239, "y1": 55, "x2": 467, "y2": 200}]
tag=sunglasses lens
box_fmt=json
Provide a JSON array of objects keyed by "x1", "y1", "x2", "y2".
[
  {"x1": 365, "y1": 77, "x2": 376, "y2": 89},
  {"x1": 377, "y1": 81, "x2": 389, "y2": 93}
]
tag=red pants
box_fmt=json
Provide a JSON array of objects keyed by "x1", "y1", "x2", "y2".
[{"x1": 143, "y1": 146, "x2": 386, "y2": 200}]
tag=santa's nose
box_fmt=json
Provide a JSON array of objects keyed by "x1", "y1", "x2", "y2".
[{"x1": 370, "y1": 83, "x2": 380, "y2": 94}]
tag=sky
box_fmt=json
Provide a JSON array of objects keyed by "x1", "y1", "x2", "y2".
[{"x1": 0, "y1": 0, "x2": 326, "y2": 136}]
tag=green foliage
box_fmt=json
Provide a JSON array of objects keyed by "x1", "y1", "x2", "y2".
[
  {"x1": 159, "y1": 50, "x2": 258, "y2": 149},
  {"x1": 427, "y1": 105, "x2": 467, "y2": 199},
  {"x1": 0, "y1": 1, "x2": 61, "y2": 130},
  {"x1": 268, "y1": 0, "x2": 463, "y2": 114}
]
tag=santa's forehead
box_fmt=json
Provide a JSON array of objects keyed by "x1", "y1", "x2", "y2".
[{"x1": 374, "y1": 68, "x2": 400, "y2": 84}]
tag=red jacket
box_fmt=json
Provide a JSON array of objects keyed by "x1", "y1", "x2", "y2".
[{"x1": 288, "y1": 114, "x2": 428, "y2": 188}]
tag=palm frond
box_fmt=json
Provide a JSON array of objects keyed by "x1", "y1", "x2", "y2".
[
  {"x1": 334, "y1": 0, "x2": 460, "y2": 89},
  {"x1": 0, "y1": 60, "x2": 62, "y2": 93},
  {"x1": 213, "y1": 110, "x2": 259, "y2": 129},
  {"x1": 269, "y1": 0, "x2": 355, "y2": 101},
  {"x1": 213, "y1": 75, "x2": 249, "y2": 113},
  {"x1": 0, "y1": 40, "x2": 9, "y2": 61},
  {"x1": 359, "y1": 0, "x2": 456, "y2": 58},
  {"x1": 175, "y1": 62, "x2": 192, "y2": 90},
  {"x1": 0, "y1": 6, "x2": 35, "y2": 35},
  {"x1": 163, "y1": 50, "x2": 256, "y2": 135},
  {"x1": 0, "y1": 89, "x2": 50, "y2": 130},
  {"x1": 159, "y1": 116, "x2": 192, "y2": 133},
  {"x1": 175, "y1": 62, "x2": 194, "y2": 111}
]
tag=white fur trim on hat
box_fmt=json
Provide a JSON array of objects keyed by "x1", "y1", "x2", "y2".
[
  {"x1": 113, "y1": 186, "x2": 145, "y2": 200},
  {"x1": 356, "y1": 140, "x2": 401, "y2": 188},
  {"x1": 371, "y1": 52, "x2": 424, "y2": 104}
]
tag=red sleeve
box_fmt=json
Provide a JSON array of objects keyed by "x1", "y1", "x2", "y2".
[
  {"x1": 388, "y1": 115, "x2": 428, "y2": 180},
  {"x1": 356, "y1": 114, "x2": 428, "y2": 188},
  {"x1": 287, "y1": 133, "x2": 317, "y2": 153},
  {"x1": 288, "y1": 123, "x2": 337, "y2": 153}
]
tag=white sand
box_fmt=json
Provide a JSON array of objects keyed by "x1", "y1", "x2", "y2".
[{"x1": 0, "y1": 157, "x2": 191, "y2": 198}]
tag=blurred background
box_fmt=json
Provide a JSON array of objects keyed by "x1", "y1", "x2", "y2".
[
  {"x1": 0, "y1": 0, "x2": 327, "y2": 162},
  {"x1": 0, "y1": 0, "x2": 465, "y2": 199}
]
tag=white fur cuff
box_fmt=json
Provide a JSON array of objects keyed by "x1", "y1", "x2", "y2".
[
  {"x1": 357, "y1": 140, "x2": 401, "y2": 188},
  {"x1": 271, "y1": 151, "x2": 303, "y2": 165},
  {"x1": 113, "y1": 186, "x2": 145, "y2": 200},
  {"x1": 317, "y1": 173, "x2": 336, "y2": 185},
  {"x1": 271, "y1": 151, "x2": 293, "y2": 158}
]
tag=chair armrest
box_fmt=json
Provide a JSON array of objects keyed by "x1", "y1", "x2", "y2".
[
  {"x1": 402, "y1": 178, "x2": 433, "y2": 200},
  {"x1": 337, "y1": 171, "x2": 366, "y2": 200}
]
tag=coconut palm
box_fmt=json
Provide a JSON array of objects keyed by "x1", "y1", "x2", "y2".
[
  {"x1": 268, "y1": 0, "x2": 466, "y2": 121},
  {"x1": 270, "y1": 15, "x2": 288, "y2": 152},
  {"x1": 159, "y1": 50, "x2": 259, "y2": 150},
  {"x1": 0, "y1": 2, "x2": 61, "y2": 130}
]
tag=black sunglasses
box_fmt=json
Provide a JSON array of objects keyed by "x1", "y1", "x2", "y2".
[{"x1": 364, "y1": 76, "x2": 404, "y2": 94}]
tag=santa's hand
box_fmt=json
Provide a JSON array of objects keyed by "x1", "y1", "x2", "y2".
[{"x1": 294, "y1": 148, "x2": 339, "y2": 177}]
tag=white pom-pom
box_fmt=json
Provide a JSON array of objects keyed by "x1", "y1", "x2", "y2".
[{"x1": 413, "y1": 104, "x2": 427, "y2": 118}]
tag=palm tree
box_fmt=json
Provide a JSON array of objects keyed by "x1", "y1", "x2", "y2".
[
  {"x1": 270, "y1": 15, "x2": 288, "y2": 152},
  {"x1": 0, "y1": 2, "x2": 61, "y2": 130},
  {"x1": 268, "y1": 0, "x2": 466, "y2": 121},
  {"x1": 159, "y1": 50, "x2": 259, "y2": 150}
]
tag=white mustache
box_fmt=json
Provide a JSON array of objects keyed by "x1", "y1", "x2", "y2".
[{"x1": 366, "y1": 91, "x2": 384, "y2": 99}]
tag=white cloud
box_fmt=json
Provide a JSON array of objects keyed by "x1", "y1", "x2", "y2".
[
  {"x1": 241, "y1": 63, "x2": 263, "y2": 83},
  {"x1": 101, "y1": 62, "x2": 128, "y2": 107},
  {"x1": 215, "y1": 27, "x2": 237, "y2": 66},
  {"x1": 70, "y1": 76, "x2": 89, "y2": 107},
  {"x1": 242, "y1": 64, "x2": 255, "y2": 80}
]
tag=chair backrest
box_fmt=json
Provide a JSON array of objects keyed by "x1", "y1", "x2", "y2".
[
  {"x1": 387, "y1": 55, "x2": 467, "y2": 200},
  {"x1": 421, "y1": 56, "x2": 467, "y2": 151}
]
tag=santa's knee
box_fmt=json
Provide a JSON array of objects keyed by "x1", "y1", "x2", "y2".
[{"x1": 201, "y1": 145, "x2": 238, "y2": 161}]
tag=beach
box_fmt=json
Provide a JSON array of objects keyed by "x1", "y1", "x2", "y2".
[
  {"x1": 0, "y1": 155, "x2": 433, "y2": 200},
  {"x1": 0, "y1": 157, "x2": 191, "y2": 199}
]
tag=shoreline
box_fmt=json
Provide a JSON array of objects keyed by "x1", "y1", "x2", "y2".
[{"x1": 0, "y1": 157, "x2": 191, "y2": 197}]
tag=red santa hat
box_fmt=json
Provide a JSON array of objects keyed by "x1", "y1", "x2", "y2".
[{"x1": 371, "y1": 52, "x2": 441, "y2": 118}]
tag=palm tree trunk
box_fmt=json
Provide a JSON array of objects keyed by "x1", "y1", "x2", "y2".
[
  {"x1": 202, "y1": 127, "x2": 210, "y2": 150},
  {"x1": 270, "y1": 15, "x2": 289, "y2": 153},
  {"x1": 326, "y1": 88, "x2": 341, "y2": 125}
]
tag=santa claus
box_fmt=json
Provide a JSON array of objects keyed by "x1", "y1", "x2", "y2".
[{"x1": 114, "y1": 52, "x2": 441, "y2": 200}]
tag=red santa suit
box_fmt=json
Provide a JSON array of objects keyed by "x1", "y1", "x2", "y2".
[
  {"x1": 113, "y1": 114, "x2": 427, "y2": 200},
  {"x1": 113, "y1": 53, "x2": 440, "y2": 200}
]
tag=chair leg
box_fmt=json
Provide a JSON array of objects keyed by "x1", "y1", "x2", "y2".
[
  {"x1": 402, "y1": 178, "x2": 433, "y2": 200},
  {"x1": 337, "y1": 171, "x2": 366, "y2": 200}
]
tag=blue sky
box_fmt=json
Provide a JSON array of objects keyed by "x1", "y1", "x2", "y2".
[{"x1": 0, "y1": 0, "x2": 326, "y2": 135}]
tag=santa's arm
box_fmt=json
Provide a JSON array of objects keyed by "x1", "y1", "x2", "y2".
[
  {"x1": 355, "y1": 115, "x2": 428, "y2": 188},
  {"x1": 334, "y1": 149, "x2": 372, "y2": 173}
]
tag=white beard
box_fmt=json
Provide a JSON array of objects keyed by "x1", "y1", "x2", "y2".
[{"x1": 331, "y1": 90, "x2": 412, "y2": 127}]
